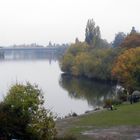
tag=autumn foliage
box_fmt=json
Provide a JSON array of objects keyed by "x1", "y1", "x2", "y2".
[
  {"x1": 60, "y1": 19, "x2": 140, "y2": 91},
  {"x1": 112, "y1": 47, "x2": 140, "y2": 90},
  {"x1": 60, "y1": 39, "x2": 140, "y2": 91},
  {"x1": 120, "y1": 33, "x2": 140, "y2": 48},
  {"x1": 60, "y1": 42, "x2": 121, "y2": 81}
]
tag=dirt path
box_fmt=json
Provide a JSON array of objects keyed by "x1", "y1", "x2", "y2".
[
  {"x1": 82, "y1": 126, "x2": 140, "y2": 140},
  {"x1": 56, "y1": 117, "x2": 79, "y2": 137},
  {"x1": 56, "y1": 115, "x2": 140, "y2": 140}
]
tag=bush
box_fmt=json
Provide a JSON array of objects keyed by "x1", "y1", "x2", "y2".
[
  {"x1": 0, "y1": 83, "x2": 56, "y2": 140},
  {"x1": 104, "y1": 99, "x2": 122, "y2": 108}
]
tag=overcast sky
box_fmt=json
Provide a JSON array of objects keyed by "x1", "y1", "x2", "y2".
[{"x1": 0, "y1": 0, "x2": 139, "y2": 46}]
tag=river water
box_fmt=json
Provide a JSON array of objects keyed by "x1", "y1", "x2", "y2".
[{"x1": 0, "y1": 52, "x2": 116, "y2": 117}]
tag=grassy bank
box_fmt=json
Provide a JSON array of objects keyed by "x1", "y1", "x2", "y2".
[{"x1": 56, "y1": 102, "x2": 140, "y2": 140}]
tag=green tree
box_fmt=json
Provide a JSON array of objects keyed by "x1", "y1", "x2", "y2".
[
  {"x1": 71, "y1": 52, "x2": 91, "y2": 76},
  {"x1": 0, "y1": 83, "x2": 56, "y2": 140},
  {"x1": 85, "y1": 19, "x2": 101, "y2": 47},
  {"x1": 113, "y1": 32, "x2": 126, "y2": 47},
  {"x1": 60, "y1": 42, "x2": 89, "y2": 73},
  {"x1": 60, "y1": 53, "x2": 74, "y2": 73}
]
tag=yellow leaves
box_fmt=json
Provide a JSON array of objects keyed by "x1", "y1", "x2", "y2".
[
  {"x1": 112, "y1": 47, "x2": 140, "y2": 88},
  {"x1": 72, "y1": 52, "x2": 90, "y2": 76}
]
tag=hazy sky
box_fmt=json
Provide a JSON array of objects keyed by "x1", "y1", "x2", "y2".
[{"x1": 0, "y1": 0, "x2": 139, "y2": 46}]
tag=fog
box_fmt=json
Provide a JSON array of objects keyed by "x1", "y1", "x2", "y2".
[{"x1": 0, "y1": 0, "x2": 139, "y2": 46}]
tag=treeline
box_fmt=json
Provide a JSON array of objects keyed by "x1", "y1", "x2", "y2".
[
  {"x1": 60, "y1": 19, "x2": 140, "y2": 92},
  {"x1": 10, "y1": 42, "x2": 69, "y2": 48},
  {"x1": 60, "y1": 42, "x2": 121, "y2": 80}
]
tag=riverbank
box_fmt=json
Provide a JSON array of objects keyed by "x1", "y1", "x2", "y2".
[{"x1": 56, "y1": 102, "x2": 140, "y2": 140}]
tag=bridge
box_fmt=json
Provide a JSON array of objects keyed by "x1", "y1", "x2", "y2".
[
  {"x1": 0, "y1": 47, "x2": 59, "y2": 53},
  {"x1": 0, "y1": 47, "x2": 67, "y2": 60}
]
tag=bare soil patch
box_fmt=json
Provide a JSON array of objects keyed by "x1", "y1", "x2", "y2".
[{"x1": 82, "y1": 126, "x2": 140, "y2": 140}]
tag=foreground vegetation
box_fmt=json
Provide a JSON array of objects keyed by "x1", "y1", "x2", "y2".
[
  {"x1": 0, "y1": 83, "x2": 56, "y2": 140},
  {"x1": 56, "y1": 102, "x2": 140, "y2": 140}
]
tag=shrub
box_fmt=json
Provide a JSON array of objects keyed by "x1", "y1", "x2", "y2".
[{"x1": 0, "y1": 83, "x2": 56, "y2": 140}]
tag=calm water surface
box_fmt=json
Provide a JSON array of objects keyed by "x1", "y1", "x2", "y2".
[{"x1": 0, "y1": 54, "x2": 115, "y2": 117}]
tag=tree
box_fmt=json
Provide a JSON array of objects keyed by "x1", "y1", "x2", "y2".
[
  {"x1": 85, "y1": 19, "x2": 101, "y2": 47},
  {"x1": 60, "y1": 53, "x2": 74, "y2": 73},
  {"x1": 0, "y1": 83, "x2": 56, "y2": 140},
  {"x1": 130, "y1": 26, "x2": 137, "y2": 34},
  {"x1": 60, "y1": 42, "x2": 89, "y2": 73},
  {"x1": 112, "y1": 32, "x2": 126, "y2": 47},
  {"x1": 112, "y1": 47, "x2": 140, "y2": 92},
  {"x1": 120, "y1": 33, "x2": 140, "y2": 48},
  {"x1": 71, "y1": 52, "x2": 91, "y2": 76},
  {"x1": 75, "y1": 37, "x2": 80, "y2": 43}
]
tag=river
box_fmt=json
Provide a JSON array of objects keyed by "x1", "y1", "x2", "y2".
[{"x1": 0, "y1": 52, "x2": 116, "y2": 117}]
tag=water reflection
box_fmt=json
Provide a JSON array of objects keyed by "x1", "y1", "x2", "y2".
[
  {"x1": 0, "y1": 49, "x2": 117, "y2": 116},
  {"x1": 0, "y1": 48, "x2": 65, "y2": 62},
  {"x1": 4, "y1": 51, "x2": 58, "y2": 61},
  {"x1": 59, "y1": 74, "x2": 116, "y2": 107}
]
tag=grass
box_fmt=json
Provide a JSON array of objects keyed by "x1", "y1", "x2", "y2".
[
  {"x1": 70, "y1": 102, "x2": 140, "y2": 133},
  {"x1": 56, "y1": 102, "x2": 140, "y2": 139}
]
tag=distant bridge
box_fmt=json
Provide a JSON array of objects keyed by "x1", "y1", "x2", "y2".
[
  {"x1": 0, "y1": 47, "x2": 67, "y2": 60},
  {"x1": 0, "y1": 47, "x2": 59, "y2": 53}
]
